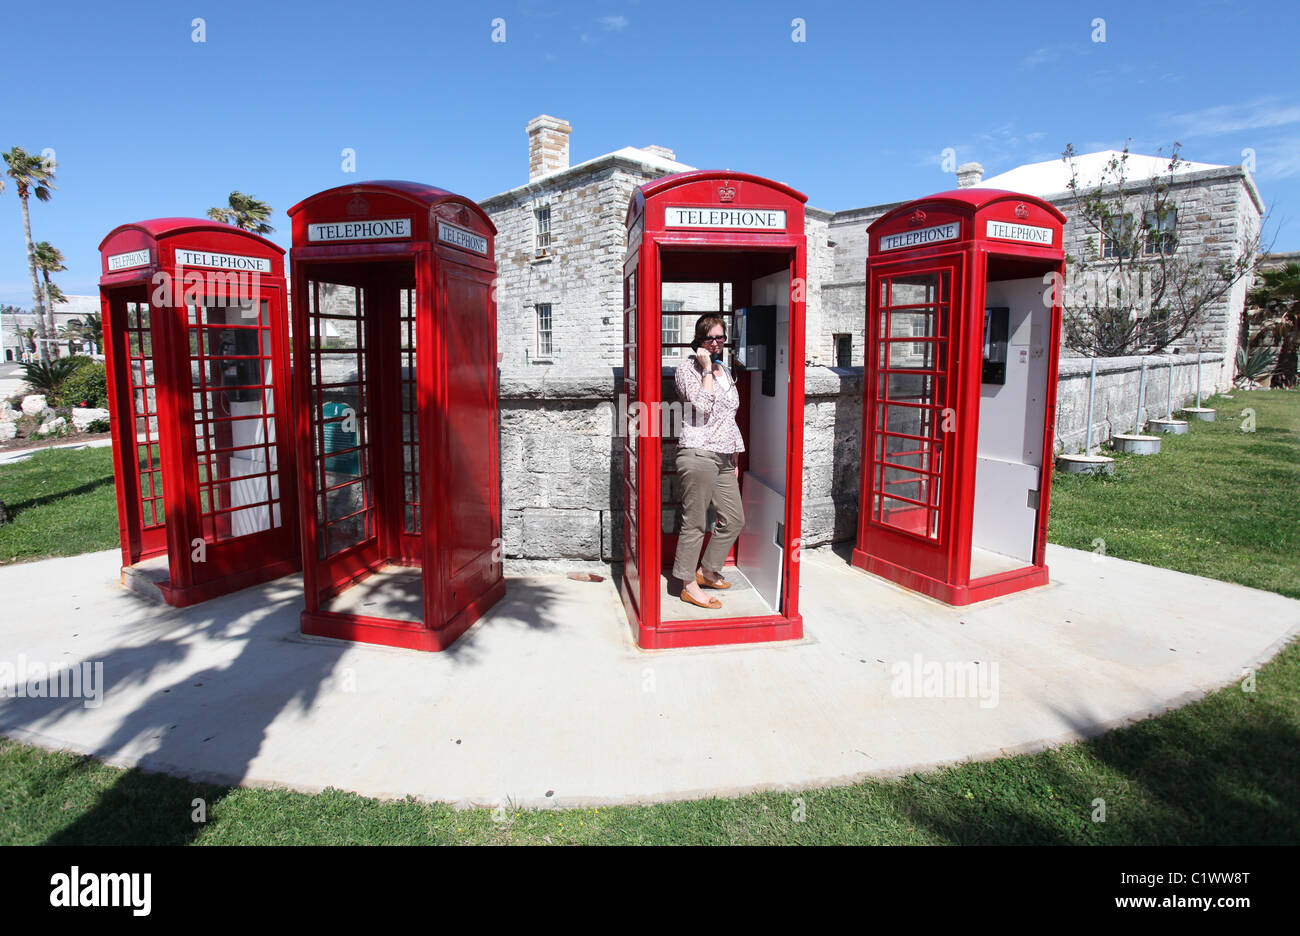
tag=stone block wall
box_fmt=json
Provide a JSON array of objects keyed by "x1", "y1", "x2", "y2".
[
  {"x1": 496, "y1": 365, "x2": 864, "y2": 573},
  {"x1": 1054, "y1": 352, "x2": 1227, "y2": 453},
  {"x1": 498, "y1": 369, "x2": 621, "y2": 573},
  {"x1": 801, "y1": 367, "x2": 863, "y2": 547},
  {"x1": 496, "y1": 354, "x2": 1232, "y2": 571}
]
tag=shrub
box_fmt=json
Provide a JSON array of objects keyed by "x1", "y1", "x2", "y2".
[
  {"x1": 86, "y1": 418, "x2": 110, "y2": 433},
  {"x1": 20, "y1": 358, "x2": 82, "y2": 400},
  {"x1": 55, "y1": 360, "x2": 108, "y2": 408}
]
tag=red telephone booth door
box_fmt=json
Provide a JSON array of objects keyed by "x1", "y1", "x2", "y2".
[
  {"x1": 863, "y1": 253, "x2": 965, "y2": 582},
  {"x1": 620, "y1": 246, "x2": 648, "y2": 629},
  {"x1": 104, "y1": 288, "x2": 168, "y2": 562},
  {"x1": 178, "y1": 286, "x2": 295, "y2": 585}
]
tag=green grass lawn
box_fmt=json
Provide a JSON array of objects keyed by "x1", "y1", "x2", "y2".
[
  {"x1": 1049, "y1": 390, "x2": 1300, "y2": 599},
  {"x1": 1, "y1": 391, "x2": 1297, "y2": 844},
  {"x1": 0, "y1": 447, "x2": 119, "y2": 564}
]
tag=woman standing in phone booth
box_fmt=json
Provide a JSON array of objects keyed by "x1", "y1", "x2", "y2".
[{"x1": 673, "y1": 313, "x2": 746, "y2": 610}]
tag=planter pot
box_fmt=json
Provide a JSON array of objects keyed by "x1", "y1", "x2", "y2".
[
  {"x1": 1056, "y1": 453, "x2": 1116, "y2": 475},
  {"x1": 1111, "y1": 434, "x2": 1162, "y2": 455},
  {"x1": 1181, "y1": 407, "x2": 1216, "y2": 422},
  {"x1": 1148, "y1": 418, "x2": 1188, "y2": 434}
]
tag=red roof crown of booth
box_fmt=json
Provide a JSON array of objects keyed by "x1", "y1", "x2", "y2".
[
  {"x1": 98, "y1": 218, "x2": 284, "y2": 253},
  {"x1": 98, "y1": 218, "x2": 286, "y2": 281},
  {"x1": 626, "y1": 170, "x2": 808, "y2": 231},
  {"x1": 287, "y1": 180, "x2": 497, "y2": 247},
  {"x1": 867, "y1": 189, "x2": 1066, "y2": 254}
]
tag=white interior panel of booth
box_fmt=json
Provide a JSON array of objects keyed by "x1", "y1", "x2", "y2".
[
  {"x1": 972, "y1": 276, "x2": 1050, "y2": 566},
  {"x1": 737, "y1": 472, "x2": 784, "y2": 614},
  {"x1": 737, "y1": 269, "x2": 790, "y2": 612}
]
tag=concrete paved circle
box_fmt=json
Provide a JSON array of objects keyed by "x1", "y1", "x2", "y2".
[{"x1": 1, "y1": 545, "x2": 1297, "y2": 809}]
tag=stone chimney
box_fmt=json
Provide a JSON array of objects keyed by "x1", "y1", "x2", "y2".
[
  {"x1": 641, "y1": 145, "x2": 676, "y2": 161},
  {"x1": 527, "y1": 115, "x2": 572, "y2": 180},
  {"x1": 956, "y1": 162, "x2": 984, "y2": 188}
]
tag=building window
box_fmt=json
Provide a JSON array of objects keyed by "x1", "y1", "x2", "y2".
[
  {"x1": 536, "y1": 304, "x2": 553, "y2": 358},
  {"x1": 834, "y1": 333, "x2": 852, "y2": 367},
  {"x1": 662, "y1": 300, "x2": 684, "y2": 350},
  {"x1": 1143, "y1": 208, "x2": 1177, "y2": 255},
  {"x1": 1101, "y1": 214, "x2": 1136, "y2": 259},
  {"x1": 534, "y1": 205, "x2": 551, "y2": 257}
]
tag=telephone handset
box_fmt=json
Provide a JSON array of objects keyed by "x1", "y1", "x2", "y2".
[{"x1": 689, "y1": 335, "x2": 723, "y2": 365}]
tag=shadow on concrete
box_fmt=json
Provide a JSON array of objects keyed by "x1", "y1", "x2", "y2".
[{"x1": 13, "y1": 568, "x2": 572, "y2": 843}]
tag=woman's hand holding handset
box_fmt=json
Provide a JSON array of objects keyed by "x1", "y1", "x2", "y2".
[{"x1": 694, "y1": 346, "x2": 718, "y2": 392}]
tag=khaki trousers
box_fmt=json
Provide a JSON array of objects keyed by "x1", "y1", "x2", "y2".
[{"x1": 672, "y1": 447, "x2": 745, "y2": 582}]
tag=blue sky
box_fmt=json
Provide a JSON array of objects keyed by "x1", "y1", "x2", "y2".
[{"x1": 2, "y1": 0, "x2": 1297, "y2": 304}]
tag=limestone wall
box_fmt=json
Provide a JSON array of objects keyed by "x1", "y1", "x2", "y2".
[
  {"x1": 496, "y1": 354, "x2": 1230, "y2": 571},
  {"x1": 1055, "y1": 352, "x2": 1227, "y2": 453}
]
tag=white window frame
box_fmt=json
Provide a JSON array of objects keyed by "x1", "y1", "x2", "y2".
[
  {"x1": 536, "y1": 303, "x2": 553, "y2": 358},
  {"x1": 534, "y1": 205, "x2": 552, "y2": 258},
  {"x1": 1142, "y1": 207, "x2": 1177, "y2": 256}
]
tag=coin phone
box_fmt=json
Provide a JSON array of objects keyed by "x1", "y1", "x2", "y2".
[
  {"x1": 982, "y1": 306, "x2": 1009, "y2": 385},
  {"x1": 735, "y1": 304, "x2": 777, "y2": 396},
  {"x1": 213, "y1": 326, "x2": 261, "y2": 404}
]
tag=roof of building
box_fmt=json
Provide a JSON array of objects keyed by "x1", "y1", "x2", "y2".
[
  {"x1": 980, "y1": 150, "x2": 1230, "y2": 197},
  {"x1": 480, "y1": 146, "x2": 697, "y2": 206},
  {"x1": 869, "y1": 188, "x2": 1067, "y2": 226}
]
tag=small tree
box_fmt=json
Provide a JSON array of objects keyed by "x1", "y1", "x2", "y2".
[{"x1": 1058, "y1": 142, "x2": 1261, "y2": 357}]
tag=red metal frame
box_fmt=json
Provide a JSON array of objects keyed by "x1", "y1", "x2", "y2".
[
  {"x1": 98, "y1": 220, "x2": 299, "y2": 607},
  {"x1": 620, "y1": 171, "x2": 806, "y2": 649},
  {"x1": 287, "y1": 181, "x2": 504, "y2": 652},
  {"x1": 851, "y1": 190, "x2": 1066, "y2": 605}
]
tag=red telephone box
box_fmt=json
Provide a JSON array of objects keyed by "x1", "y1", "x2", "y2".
[
  {"x1": 621, "y1": 171, "x2": 805, "y2": 649},
  {"x1": 288, "y1": 181, "x2": 504, "y2": 652},
  {"x1": 852, "y1": 190, "x2": 1065, "y2": 605},
  {"x1": 98, "y1": 220, "x2": 299, "y2": 606}
]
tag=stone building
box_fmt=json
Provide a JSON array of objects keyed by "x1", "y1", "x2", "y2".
[
  {"x1": 480, "y1": 115, "x2": 834, "y2": 373},
  {"x1": 2, "y1": 294, "x2": 100, "y2": 361}
]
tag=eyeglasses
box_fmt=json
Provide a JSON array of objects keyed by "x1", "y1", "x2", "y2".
[{"x1": 703, "y1": 333, "x2": 726, "y2": 343}]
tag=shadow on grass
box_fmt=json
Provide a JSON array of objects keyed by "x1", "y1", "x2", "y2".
[
  {"x1": 885, "y1": 675, "x2": 1300, "y2": 845},
  {"x1": 4, "y1": 474, "x2": 115, "y2": 519}
]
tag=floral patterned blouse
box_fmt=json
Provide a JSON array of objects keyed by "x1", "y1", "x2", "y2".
[{"x1": 675, "y1": 358, "x2": 745, "y2": 454}]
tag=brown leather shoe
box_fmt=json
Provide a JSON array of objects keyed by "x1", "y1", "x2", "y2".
[
  {"x1": 681, "y1": 590, "x2": 722, "y2": 610},
  {"x1": 696, "y1": 571, "x2": 732, "y2": 590}
]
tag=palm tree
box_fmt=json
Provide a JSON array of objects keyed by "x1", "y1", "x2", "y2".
[
  {"x1": 1246, "y1": 261, "x2": 1300, "y2": 387},
  {"x1": 2, "y1": 147, "x2": 57, "y2": 364},
  {"x1": 207, "y1": 191, "x2": 274, "y2": 234},
  {"x1": 12, "y1": 325, "x2": 36, "y2": 361},
  {"x1": 62, "y1": 311, "x2": 103, "y2": 353},
  {"x1": 33, "y1": 241, "x2": 66, "y2": 347}
]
